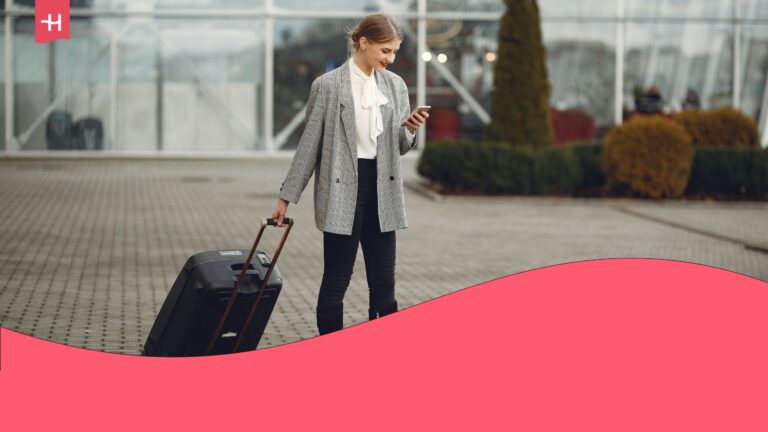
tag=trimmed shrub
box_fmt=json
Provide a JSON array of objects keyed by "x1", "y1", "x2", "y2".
[
  {"x1": 602, "y1": 117, "x2": 694, "y2": 199},
  {"x1": 532, "y1": 146, "x2": 582, "y2": 195},
  {"x1": 568, "y1": 141, "x2": 605, "y2": 196},
  {"x1": 418, "y1": 139, "x2": 766, "y2": 200},
  {"x1": 674, "y1": 107, "x2": 759, "y2": 148},
  {"x1": 417, "y1": 140, "x2": 581, "y2": 195},
  {"x1": 687, "y1": 147, "x2": 768, "y2": 199},
  {"x1": 474, "y1": 142, "x2": 537, "y2": 194},
  {"x1": 417, "y1": 140, "x2": 464, "y2": 192}
]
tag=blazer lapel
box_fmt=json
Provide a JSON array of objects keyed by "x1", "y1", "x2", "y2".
[
  {"x1": 374, "y1": 69, "x2": 394, "y2": 149},
  {"x1": 338, "y1": 61, "x2": 358, "y2": 176},
  {"x1": 374, "y1": 69, "x2": 393, "y2": 108}
]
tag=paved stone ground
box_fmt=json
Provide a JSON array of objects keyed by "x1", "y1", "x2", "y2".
[{"x1": 1, "y1": 156, "x2": 766, "y2": 354}]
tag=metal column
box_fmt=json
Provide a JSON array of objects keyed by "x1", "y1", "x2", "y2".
[
  {"x1": 733, "y1": 0, "x2": 741, "y2": 109},
  {"x1": 4, "y1": 3, "x2": 15, "y2": 152},
  {"x1": 264, "y1": 0, "x2": 274, "y2": 152},
  {"x1": 614, "y1": 0, "x2": 625, "y2": 125},
  {"x1": 109, "y1": 29, "x2": 118, "y2": 150},
  {"x1": 416, "y1": 0, "x2": 426, "y2": 148}
]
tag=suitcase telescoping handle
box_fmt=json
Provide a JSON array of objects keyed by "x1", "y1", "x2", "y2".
[{"x1": 205, "y1": 217, "x2": 294, "y2": 355}]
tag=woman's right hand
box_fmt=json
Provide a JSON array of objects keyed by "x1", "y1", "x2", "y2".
[{"x1": 272, "y1": 198, "x2": 289, "y2": 227}]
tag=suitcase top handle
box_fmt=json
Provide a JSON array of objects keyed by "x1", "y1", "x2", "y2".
[
  {"x1": 206, "y1": 217, "x2": 294, "y2": 355},
  {"x1": 266, "y1": 217, "x2": 293, "y2": 226}
]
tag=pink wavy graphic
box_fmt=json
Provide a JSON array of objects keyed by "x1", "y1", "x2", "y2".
[{"x1": 1, "y1": 259, "x2": 767, "y2": 430}]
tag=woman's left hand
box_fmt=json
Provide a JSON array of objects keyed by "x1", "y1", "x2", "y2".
[{"x1": 403, "y1": 108, "x2": 429, "y2": 133}]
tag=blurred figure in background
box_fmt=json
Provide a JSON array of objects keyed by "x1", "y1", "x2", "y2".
[{"x1": 682, "y1": 88, "x2": 701, "y2": 111}]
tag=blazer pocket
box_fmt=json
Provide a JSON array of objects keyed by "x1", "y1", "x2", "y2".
[{"x1": 332, "y1": 171, "x2": 352, "y2": 186}]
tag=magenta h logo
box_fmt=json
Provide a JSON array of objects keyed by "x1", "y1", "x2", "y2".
[
  {"x1": 35, "y1": 0, "x2": 70, "y2": 43},
  {"x1": 41, "y1": 13, "x2": 63, "y2": 32}
]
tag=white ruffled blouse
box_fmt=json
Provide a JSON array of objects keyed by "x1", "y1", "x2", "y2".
[
  {"x1": 349, "y1": 59, "x2": 389, "y2": 159},
  {"x1": 349, "y1": 59, "x2": 414, "y2": 159}
]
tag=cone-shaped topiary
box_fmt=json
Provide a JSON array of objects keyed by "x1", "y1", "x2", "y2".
[
  {"x1": 602, "y1": 117, "x2": 694, "y2": 199},
  {"x1": 489, "y1": 0, "x2": 554, "y2": 148}
]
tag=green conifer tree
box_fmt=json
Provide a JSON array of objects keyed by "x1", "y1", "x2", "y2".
[{"x1": 489, "y1": 0, "x2": 554, "y2": 148}]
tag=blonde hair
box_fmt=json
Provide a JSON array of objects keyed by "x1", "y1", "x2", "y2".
[{"x1": 347, "y1": 13, "x2": 403, "y2": 57}]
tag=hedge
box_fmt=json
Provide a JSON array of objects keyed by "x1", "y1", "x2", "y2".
[
  {"x1": 418, "y1": 140, "x2": 580, "y2": 195},
  {"x1": 418, "y1": 140, "x2": 767, "y2": 200},
  {"x1": 686, "y1": 146, "x2": 768, "y2": 199}
]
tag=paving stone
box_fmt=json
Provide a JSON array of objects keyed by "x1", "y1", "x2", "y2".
[{"x1": 0, "y1": 157, "x2": 766, "y2": 355}]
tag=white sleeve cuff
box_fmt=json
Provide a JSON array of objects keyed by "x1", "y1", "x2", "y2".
[{"x1": 404, "y1": 127, "x2": 416, "y2": 144}]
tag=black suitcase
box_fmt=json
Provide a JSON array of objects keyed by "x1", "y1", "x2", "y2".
[
  {"x1": 46, "y1": 111, "x2": 73, "y2": 150},
  {"x1": 143, "y1": 218, "x2": 294, "y2": 357},
  {"x1": 73, "y1": 117, "x2": 104, "y2": 150}
]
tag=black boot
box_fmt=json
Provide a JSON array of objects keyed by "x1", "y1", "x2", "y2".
[
  {"x1": 316, "y1": 304, "x2": 343, "y2": 335},
  {"x1": 368, "y1": 300, "x2": 398, "y2": 320}
]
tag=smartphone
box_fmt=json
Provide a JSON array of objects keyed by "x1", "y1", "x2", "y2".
[{"x1": 403, "y1": 105, "x2": 431, "y2": 127}]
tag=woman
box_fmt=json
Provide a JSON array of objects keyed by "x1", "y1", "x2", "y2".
[{"x1": 272, "y1": 13, "x2": 428, "y2": 335}]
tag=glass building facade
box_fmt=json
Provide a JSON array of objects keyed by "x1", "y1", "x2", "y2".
[{"x1": 2, "y1": 0, "x2": 767, "y2": 153}]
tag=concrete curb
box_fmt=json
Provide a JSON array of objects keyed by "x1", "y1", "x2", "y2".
[{"x1": 404, "y1": 178, "x2": 443, "y2": 202}]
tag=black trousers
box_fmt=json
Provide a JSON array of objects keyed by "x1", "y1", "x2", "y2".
[{"x1": 316, "y1": 158, "x2": 398, "y2": 335}]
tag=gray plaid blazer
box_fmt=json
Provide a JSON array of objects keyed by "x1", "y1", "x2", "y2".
[{"x1": 279, "y1": 59, "x2": 416, "y2": 235}]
